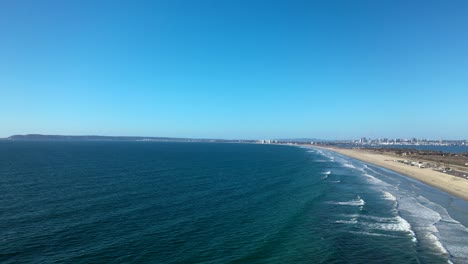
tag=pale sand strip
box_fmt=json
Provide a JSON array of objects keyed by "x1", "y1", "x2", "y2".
[{"x1": 315, "y1": 146, "x2": 468, "y2": 201}]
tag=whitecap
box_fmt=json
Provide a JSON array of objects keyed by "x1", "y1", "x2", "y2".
[
  {"x1": 337, "y1": 213, "x2": 417, "y2": 242},
  {"x1": 330, "y1": 196, "x2": 365, "y2": 206},
  {"x1": 349, "y1": 231, "x2": 400, "y2": 238},
  {"x1": 382, "y1": 191, "x2": 397, "y2": 202},
  {"x1": 366, "y1": 216, "x2": 416, "y2": 241},
  {"x1": 427, "y1": 233, "x2": 449, "y2": 255},
  {"x1": 335, "y1": 219, "x2": 358, "y2": 224},
  {"x1": 342, "y1": 163, "x2": 356, "y2": 169}
]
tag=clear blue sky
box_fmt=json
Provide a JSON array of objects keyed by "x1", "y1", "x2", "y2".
[{"x1": 1, "y1": 0, "x2": 467, "y2": 139}]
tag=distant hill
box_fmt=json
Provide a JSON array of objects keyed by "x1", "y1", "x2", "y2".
[
  {"x1": 8, "y1": 134, "x2": 173, "y2": 141},
  {"x1": 7, "y1": 134, "x2": 254, "y2": 143}
]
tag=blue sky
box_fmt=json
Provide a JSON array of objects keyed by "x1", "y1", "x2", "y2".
[{"x1": 1, "y1": 0, "x2": 467, "y2": 139}]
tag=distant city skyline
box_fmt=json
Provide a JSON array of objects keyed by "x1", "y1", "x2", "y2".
[{"x1": 1, "y1": 1, "x2": 468, "y2": 139}]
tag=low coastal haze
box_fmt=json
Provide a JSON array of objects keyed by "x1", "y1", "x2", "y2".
[{"x1": 1, "y1": 0, "x2": 468, "y2": 139}]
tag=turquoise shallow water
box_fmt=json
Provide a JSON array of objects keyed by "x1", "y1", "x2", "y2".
[{"x1": 1, "y1": 142, "x2": 467, "y2": 263}]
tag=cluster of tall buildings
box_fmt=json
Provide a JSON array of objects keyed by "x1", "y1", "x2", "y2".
[{"x1": 356, "y1": 137, "x2": 467, "y2": 146}]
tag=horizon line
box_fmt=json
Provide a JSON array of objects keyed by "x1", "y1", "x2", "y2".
[{"x1": 2, "y1": 134, "x2": 468, "y2": 142}]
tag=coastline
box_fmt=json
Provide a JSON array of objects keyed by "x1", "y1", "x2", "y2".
[{"x1": 310, "y1": 145, "x2": 468, "y2": 201}]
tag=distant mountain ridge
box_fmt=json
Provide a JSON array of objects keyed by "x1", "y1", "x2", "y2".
[
  {"x1": 3, "y1": 134, "x2": 332, "y2": 143},
  {"x1": 6, "y1": 134, "x2": 253, "y2": 143}
]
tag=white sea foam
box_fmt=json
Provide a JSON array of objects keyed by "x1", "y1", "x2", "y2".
[
  {"x1": 340, "y1": 214, "x2": 395, "y2": 222},
  {"x1": 348, "y1": 231, "x2": 400, "y2": 238},
  {"x1": 398, "y1": 197, "x2": 448, "y2": 249},
  {"x1": 367, "y1": 216, "x2": 416, "y2": 241},
  {"x1": 373, "y1": 217, "x2": 417, "y2": 242},
  {"x1": 363, "y1": 173, "x2": 391, "y2": 187},
  {"x1": 321, "y1": 170, "x2": 331, "y2": 180},
  {"x1": 322, "y1": 147, "x2": 467, "y2": 262},
  {"x1": 397, "y1": 196, "x2": 468, "y2": 263},
  {"x1": 342, "y1": 163, "x2": 356, "y2": 169},
  {"x1": 396, "y1": 215, "x2": 417, "y2": 243},
  {"x1": 382, "y1": 191, "x2": 397, "y2": 202},
  {"x1": 337, "y1": 213, "x2": 417, "y2": 242},
  {"x1": 399, "y1": 197, "x2": 442, "y2": 227},
  {"x1": 335, "y1": 219, "x2": 358, "y2": 224},
  {"x1": 330, "y1": 196, "x2": 365, "y2": 206},
  {"x1": 427, "y1": 233, "x2": 449, "y2": 254}
]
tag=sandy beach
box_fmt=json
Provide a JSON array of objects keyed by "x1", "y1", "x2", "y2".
[{"x1": 314, "y1": 146, "x2": 468, "y2": 201}]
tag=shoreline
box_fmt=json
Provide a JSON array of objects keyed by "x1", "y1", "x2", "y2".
[{"x1": 308, "y1": 145, "x2": 468, "y2": 201}]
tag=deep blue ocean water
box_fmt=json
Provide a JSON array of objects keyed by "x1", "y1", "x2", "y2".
[{"x1": 1, "y1": 142, "x2": 468, "y2": 263}]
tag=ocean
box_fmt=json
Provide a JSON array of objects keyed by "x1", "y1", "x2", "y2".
[{"x1": 1, "y1": 142, "x2": 467, "y2": 263}]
